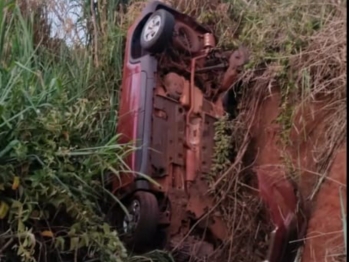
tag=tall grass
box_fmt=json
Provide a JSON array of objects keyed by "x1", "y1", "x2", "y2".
[{"x1": 0, "y1": 1, "x2": 131, "y2": 261}]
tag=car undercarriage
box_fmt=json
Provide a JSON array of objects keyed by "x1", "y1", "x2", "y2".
[{"x1": 112, "y1": 1, "x2": 307, "y2": 261}]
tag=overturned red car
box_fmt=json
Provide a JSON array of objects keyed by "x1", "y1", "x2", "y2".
[{"x1": 112, "y1": 1, "x2": 307, "y2": 261}]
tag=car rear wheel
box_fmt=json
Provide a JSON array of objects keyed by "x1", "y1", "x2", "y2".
[
  {"x1": 140, "y1": 9, "x2": 175, "y2": 53},
  {"x1": 121, "y1": 191, "x2": 159, "y2": 252}
]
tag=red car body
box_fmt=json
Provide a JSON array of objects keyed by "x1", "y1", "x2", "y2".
[{"x1": 112, "y1": 1, "x2": 307, "y2": 260}]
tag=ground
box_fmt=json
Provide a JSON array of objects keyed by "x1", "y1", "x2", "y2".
[
  {"x1": 249, "y1": 88, "x2": 346, "y2": 262},
  {"x1": 303, "y1": 147, "x2": 346, "y2": 262}
]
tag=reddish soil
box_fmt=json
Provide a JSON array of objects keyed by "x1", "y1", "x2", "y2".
[
  {"x1": 249, "y1": 89, "x2": 346, "y2": 262},
  {"x1": 249, "y1": 91, "x2": 282, "y2": 167},
  {"x1": 302, "y1": 147, "x2": 346, "y2": 262}
]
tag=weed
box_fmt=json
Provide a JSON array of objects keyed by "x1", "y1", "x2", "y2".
[{"x1": 0, "y1": 2, "x2": 130, "y2": 261}]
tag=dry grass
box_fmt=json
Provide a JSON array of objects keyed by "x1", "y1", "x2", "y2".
[
  {"x1": 209, "y1": 87, "x2": 275, "y2": 261},
  {"x1": 118, "y1": 1, "x2": 147, "y2": 30},
  {"x1": 291, "y1": 5, "x2": 346, "y2": 100},
  {"x1": 290, "y1": 5, "x2": 346, "y2": 202},
  {"x1": 160, "y1": 0, "x2": 347, "y2": 261}
]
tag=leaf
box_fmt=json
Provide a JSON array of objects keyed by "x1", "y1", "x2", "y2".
[
  {"x1": 0, "y1": 140, "x2": 19, "y2": 158},
  {"x1": 41, "y1": 230, "x2": 54, "y2": 238},
  {"x1": 18, "y1": 220, "x2": 25, "y2": 232},
  {"x1": 0, "y1": 201, "x2": 9, "y2": 219},
  {"x1": 69, "y1": 237, "x2": 79, "y2": 251},
  {"x1": 55, "y1": 237, "x2": 65, "y2": 251},
  {"x1": 12, "y1": 176, "x2": 20, "y2": 190},
  {"x1": 103, "y1": 223, "x2": 110, "y2": 234}
]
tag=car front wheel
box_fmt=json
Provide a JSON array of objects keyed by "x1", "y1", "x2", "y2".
[{"x1": 140, "y1": 9, "x2": 175, "y2": 53}]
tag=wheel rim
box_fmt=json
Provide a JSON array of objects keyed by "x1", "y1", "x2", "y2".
[
  {"x1": 123, "y1": 199, "x2": 141, "y2": 234},
  {"x1": 143, "y1": 15, "x2": 162, "y2": 42}
]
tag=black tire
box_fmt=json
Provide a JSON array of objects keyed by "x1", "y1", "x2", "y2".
[
  {"x1": 173, "y1": 22, "x2": 202, "y2": 53},
  {"x1": 140, "y1": 9, "x2": 175, "y2": 53},
  {"x1": 222, "y1": 88, "x2": 238, "y2": 116},
  {"x1": 121, "y1": 191, "x2": 159, "y2": 252}
]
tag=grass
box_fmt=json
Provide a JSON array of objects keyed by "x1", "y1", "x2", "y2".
[{"x1": 0, "y1": 1, "x2": 132, "y2": 261}]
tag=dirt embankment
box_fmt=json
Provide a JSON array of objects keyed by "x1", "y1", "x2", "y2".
[{"x1": 249, "y1": 89, "x2": 346, "y2": 262}]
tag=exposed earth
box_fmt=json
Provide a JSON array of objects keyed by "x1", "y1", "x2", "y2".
[{"x1": 249, "y1": 88, "x2": 346, "y2": 262}]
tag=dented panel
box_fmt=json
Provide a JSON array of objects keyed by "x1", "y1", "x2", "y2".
[{"x1": 150, "y1": 95, "x2": 185, "y2": 177}]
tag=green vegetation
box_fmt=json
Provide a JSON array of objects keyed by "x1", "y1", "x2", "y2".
[{"x1": 0, "y1": 1, "x2": 131, "y2": 261}]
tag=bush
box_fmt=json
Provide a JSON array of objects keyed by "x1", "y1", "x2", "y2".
[{"x1": 0, "y1": 2, "x2": 130, "y2": 261}]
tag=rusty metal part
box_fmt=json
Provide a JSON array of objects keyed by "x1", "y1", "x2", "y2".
[
  {"x1": 192, "y1": 87, "x2": 204, "y2": 115},
  {"x1": 187, "y1": 52, "x2": 208, "y2": 117},
  {"x1": 195, "y1": 62, "x2": 228, "y2": 73},
  {"x1": 186, "y1": 178, "x2": 227, "y2": 241},
  {"x1": 163, "y1": 72, "x2": 185, "y2": 99},
  {"x1": 200, "y1": 114, "x2": 217, "y2": 172},
  {"x1": 180, "y1": 79, "x2": 190, "y2": 108},
  {"x1": 186, "y1": 115, "x2": 202, "y2": 182},
  {"x1": 145, "y1": 21, "x2": 249, "y2": 257},
  {"x1": 151, "y1": 47, "x2": 249, "y2": 252},
  {"x1": 155, "y1": 84, "x2": 166, "y2": 96},
  {"x1": 203, "y1": 33, "x2": 215, "y2": 49},
  {"x1": 166, "y1": 188, "x2": 188, "y2": 235},
  {"x1": 185, "y1": 53, "x2": 207, "y2": 190},
  {"x1": 150, "y1": 95, "x2": 186, "y2": 180},
  {"x1": 221, "y1": 46, "x2": 249, "y2": 92},
  {"x1": 155, "y1": 70, "x2": 229, "y2": 243},
  {"x1": 173, "y1": 21, "x2": 202, "y2": 53},
  {"x1": 214, "y1": 99, "x2": 225, "y2": 116},
  {"x1": 187, "y1": 51, "x2": 210, "y2": 133},
  {"x1": 186, "y1": 148, "x2": 196, "y2": 182}
]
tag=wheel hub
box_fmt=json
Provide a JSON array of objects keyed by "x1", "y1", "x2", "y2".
[
  {"x1": 123, "y1": 199, "x2": 140, "y2": 233},
  {"x1": 143, "y1": 15, "x2": 162, "y2": 42}
]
